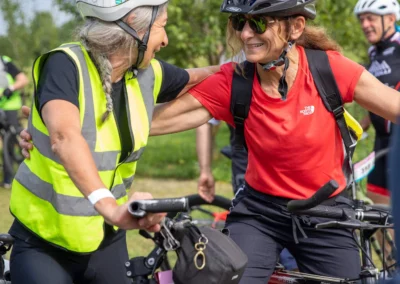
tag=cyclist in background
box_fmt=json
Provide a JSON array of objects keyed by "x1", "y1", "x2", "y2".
[
  {"x1": 354, "y1": 0, "x2": 400, "y2": 205},
  {"x1": 0, "y1": 55, "x2": 28, "y2": 188},
  {"x1": 151, "y1": 0, "x2": 400, "y2": 281}
]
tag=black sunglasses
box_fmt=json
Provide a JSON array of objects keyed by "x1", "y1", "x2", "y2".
[{"x1": 229, "y1": 14, "x2": 276, "y2": 34}]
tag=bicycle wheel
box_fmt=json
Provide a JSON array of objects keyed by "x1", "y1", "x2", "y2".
[
  {"x1": 3, "y1": 131, "x2": 23, "y2": 178},
  {"x1": 161, "y1": 194, "x2": 232, "y2": 271}
]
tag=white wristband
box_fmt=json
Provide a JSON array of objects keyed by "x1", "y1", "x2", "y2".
[{"x1": 88, "y1": 188, "x2": 115, "y2": 206}]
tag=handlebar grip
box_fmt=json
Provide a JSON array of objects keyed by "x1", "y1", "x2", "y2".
[
  {"x1": 0, "y1": 234, "x2": 14, "y2": 244},
  {"x1": 128, "y1": 198, "x2": 189, "y2": 218},
  {"x1": 361, "y1": 211, "x2": 393, "y2": 224},
  {"x1": 291, "y1": 205, "x2": 349, "y2": 220},
  {"x1": 287, "y1": 180, "x2": 339, "y2": 212}
]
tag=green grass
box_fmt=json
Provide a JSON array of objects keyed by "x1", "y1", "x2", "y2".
[{"x1": 136, "y1": 123, "x2": 232, "y2": 182}]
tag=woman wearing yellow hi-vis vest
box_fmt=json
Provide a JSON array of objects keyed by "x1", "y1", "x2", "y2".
[{"x1": 8, "y1": 1, "x2": 219, "y2": 283}]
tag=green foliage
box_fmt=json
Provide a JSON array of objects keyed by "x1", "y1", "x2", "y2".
[
  {"x1": 315, "y1": 0, "x2": 369, "y2": 63},
  {"x1": 157, "y1": 0, "x2": 228, "y2": 67}
]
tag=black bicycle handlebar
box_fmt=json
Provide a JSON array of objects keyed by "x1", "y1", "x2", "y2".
[
  {"x1": 287, "y1": 180, "x2": 339, "y2": 212},
  {"x1": 128, "y1": 197, "x2": 189, "y2": 218},
  {"x1": 0, "y1": 234, "x2": 14, "y2": 244},
  {"x1": 289, "y1": 205, "x2": 392, "y2": 224}
]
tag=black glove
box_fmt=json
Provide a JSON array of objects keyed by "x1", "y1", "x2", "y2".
[{"x1": 2, "y1": 88, "x2": 13, "y2": 99}]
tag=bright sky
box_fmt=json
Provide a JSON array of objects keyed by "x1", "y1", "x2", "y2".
[{"x1": 0, "y1": 0, "x2": 73, "y2": 35}]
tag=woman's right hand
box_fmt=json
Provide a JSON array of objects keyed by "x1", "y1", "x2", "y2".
[
  {"x1": 19, "y1": 106, "x2": 33, "y2": 159},
  {"x1": 97, "y1": 192, "x2": 166, "y2": 232}
]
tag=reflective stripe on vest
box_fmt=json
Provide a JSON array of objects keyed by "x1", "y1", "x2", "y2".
[{"x1": 10, "y1": 43, "x2": 162, "y2": 253}]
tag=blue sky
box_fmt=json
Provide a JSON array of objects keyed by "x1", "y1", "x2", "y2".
[{"x1": 0, "y1": 0, "x2": 72, "y2": 35}]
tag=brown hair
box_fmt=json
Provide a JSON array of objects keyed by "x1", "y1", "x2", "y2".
[{"x1": 226, "y1": 17, "x2": 341, "y2": 71}]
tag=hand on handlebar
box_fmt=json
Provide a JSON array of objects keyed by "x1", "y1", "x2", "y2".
[
  {"x1": 100, "y1": 192, "x2": 166, "y2": 232},
  {"x1": 198, "y1": 170, "x2": 215, "y2": 203},
  {"x1": 19, "y1": 106, "x2": 33, "y2": 159}
]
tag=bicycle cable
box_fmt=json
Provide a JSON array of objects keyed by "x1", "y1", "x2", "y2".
[{"x1": 352, "y1": 229, "x2": 376, "y2": 269}]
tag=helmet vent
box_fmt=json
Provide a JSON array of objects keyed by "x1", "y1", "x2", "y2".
[
  {"x1": 254, "y1": 3, "x2": 272, "y2": 11},
  {"x1": 378, "y1": 5, "x2": 388, "y2": 9},
  {"x1": 366, "y1": 0, "x2": 377, "y2": 8}
]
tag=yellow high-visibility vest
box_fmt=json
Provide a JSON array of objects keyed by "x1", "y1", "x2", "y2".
[{"x1": 10, "y1": 43, "x2": 162, "y2": 253}]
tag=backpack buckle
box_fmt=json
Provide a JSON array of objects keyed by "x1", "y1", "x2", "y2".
[
  {"x1": 233, "y1": 115, "x2": 245, "y2": 126},
  {"x1": 332, "y1": 106, "x2": 344, "y2": 118}
]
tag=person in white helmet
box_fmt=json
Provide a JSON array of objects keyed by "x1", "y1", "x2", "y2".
[
  {"x1": 7, "y1": 1, "x2": 219, "y2": 283},
  {"x1": 354, "y1": 0, "x2": 400, "y2": 204}
]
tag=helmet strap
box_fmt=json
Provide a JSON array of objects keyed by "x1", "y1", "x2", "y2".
[
  {"x1": 380, "y1": 15, "x2": 392, "y2": 42},
  {"x1": 260, "y1": 41, "x2": 294, "y2": 100},
  {"x1": 115, "y1": 6, "x2": 159, "y2": 78}
]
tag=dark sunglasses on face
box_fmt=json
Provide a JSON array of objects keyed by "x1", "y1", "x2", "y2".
[{"x1": 229, "y1": 14, "x2": 276, "y2": 34}]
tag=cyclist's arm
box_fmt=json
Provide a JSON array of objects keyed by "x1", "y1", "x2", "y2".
[
  {"x1": 41, "y1": 100, "x2": 117, "y2": 217},
  {"x1": 10, "y1": 72, "x2": 29, "y2": 91},
  {"x1": 41, "y1": 100, "x2": 164, "y2": 231},
  {"x1": 179, "y1": 66, "x2": 220, "y2": 96},
  {"x1": 151, "y1": 93, "x2": 212, "y2": 135},
  {"x1": 354, "y1": 70, "x2": 400, "y2": 123},
  {"x1": 196, "y1": 122, "x2": 213, "y2": 175},
  {"x1": 196, "y1": 122, "x2": 215, "y2": 202}
]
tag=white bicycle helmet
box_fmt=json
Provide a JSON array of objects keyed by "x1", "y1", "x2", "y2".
[
  {"x1": 76, "y1": 0, "x2": 169, "y2": 22},
  {"x1": 76, "y1": 0, "x2": 169, "y2": 72},
  {"x1": 354, "y1": 0, "x2": 400, "y2": 20}
]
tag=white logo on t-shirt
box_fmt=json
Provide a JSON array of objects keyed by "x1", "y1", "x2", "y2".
[
  {"x1": 300, "y1": 106, "x2": 315, "y2": 115},
  {"x1": 369, "y1": 60, "x2": 392, "y2": 77}
]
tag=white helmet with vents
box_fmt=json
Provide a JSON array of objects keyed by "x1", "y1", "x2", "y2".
[
  {"x1": 354, "y1": 0, "x2": 400, "y2": 20},
  {"x1": 76, "y1": 0, "x2": 169, "y2": 22}
]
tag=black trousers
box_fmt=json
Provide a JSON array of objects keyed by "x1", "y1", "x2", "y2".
[
  {"x1": 226, "y1": 185, "x2": 361, "y2": 284},
  {"x1": 9, "y1": 226, "x2": 131, "y2": 284}
]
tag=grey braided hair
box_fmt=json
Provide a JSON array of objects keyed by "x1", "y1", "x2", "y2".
[{"x1": 77, "y1": 4, "x2": 168, "y2": 122}]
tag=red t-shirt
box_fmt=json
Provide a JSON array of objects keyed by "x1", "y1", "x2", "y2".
[{"x1": 189, "y1": 46, "x2": 364, "y2": 199}]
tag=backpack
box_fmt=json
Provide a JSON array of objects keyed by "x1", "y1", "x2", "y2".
[{"x1": 230, "y1": 49, "x2": 363, "y2": 189}]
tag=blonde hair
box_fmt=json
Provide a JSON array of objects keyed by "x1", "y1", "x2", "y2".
[{"x1": 77, "y1": 4, "x2": 168, "y2": 122}]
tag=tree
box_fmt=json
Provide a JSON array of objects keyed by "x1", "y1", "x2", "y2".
[
  {"x1": 315, "y1": 0, "x2": 369, "y2": 63},
  {"x1": 0, "y1": 0, "x2": 30, "y2": 67},
  {"x1": 157, "y1": 0, "x2": 228, "y2": 67},
  {"x1": 29, "y1": 12, "x2": 60, "y2": 59}
]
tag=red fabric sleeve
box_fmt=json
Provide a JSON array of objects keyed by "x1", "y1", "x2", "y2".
[
  {"x1": 188, "y1": 63, "x2": 235, "y2": 125},
  {"x1": 327, "y1": 51, "x2": 365, "y2": 103}
]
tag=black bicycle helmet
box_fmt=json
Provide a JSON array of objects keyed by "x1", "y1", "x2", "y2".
[{"x1": 221, "y1": 0, "x2": 317, "y2": 20}]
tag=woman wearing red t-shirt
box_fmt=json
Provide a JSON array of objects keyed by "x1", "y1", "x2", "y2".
[{"x1": 150, "y1": 0, "x2": 400, "y2": 282}]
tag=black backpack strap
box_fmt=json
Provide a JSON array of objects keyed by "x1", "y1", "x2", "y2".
[
  {"x1": 305, "y1": 49, "x2": 355, "y2": 155},
  {"x1": 230, "y1": 61, "x2": 255, "y2": 151},
  {"x1": 305, "y1": 49, "x2": 356, "y2": 189}
]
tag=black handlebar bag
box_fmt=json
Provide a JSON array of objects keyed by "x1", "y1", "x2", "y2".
[{"x1": 172, "y1": 225, "x2": 248, "y2": 284}]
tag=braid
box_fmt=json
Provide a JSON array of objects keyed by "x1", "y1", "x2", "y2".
[{"x1": 82, "y1": 40, "x2": 114, "y2": 122}]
